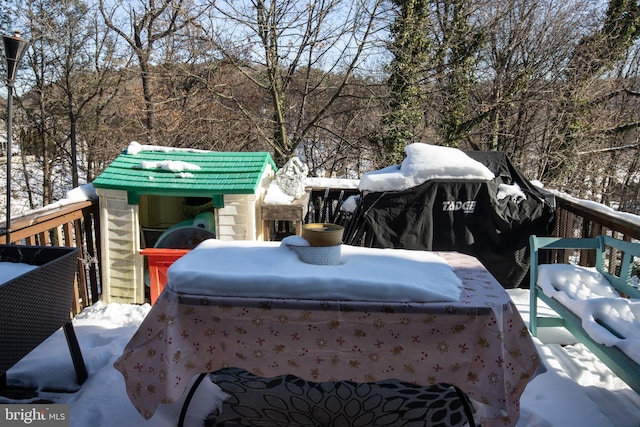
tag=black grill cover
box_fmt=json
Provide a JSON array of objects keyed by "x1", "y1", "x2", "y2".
[{"x1": 360, "y1": 151, "x2": 555, "y2": 288}]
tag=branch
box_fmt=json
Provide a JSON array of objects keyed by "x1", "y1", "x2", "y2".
[{"x1": 577, "y1": 142, "x2": 640, "y2": 155}]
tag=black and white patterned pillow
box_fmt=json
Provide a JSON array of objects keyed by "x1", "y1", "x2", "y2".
[{"x1": 203, "y1": 368, "x2": 475, "y2": 427}]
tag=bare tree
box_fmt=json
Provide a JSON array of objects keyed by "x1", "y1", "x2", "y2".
[
  {"x1": 99, "y1": 0, "x2": 211, "y2": 144},
  {"x1": 44, "y1": 1, "x2": 125, "y2": 187},
  {"x1": 207, "y1": 0, "x2": 387, "y2": 167},
  {"x1": 20, "y1": 0, "x2": 70, "y2": 206},
  {"x1": 8, "y1": 0, "x2": 640, "y2": 214},
  {"x1": 430, "y1": 0, "x2": 486, "y2": 147},
  {"x1": 470, "y1": 0, "x2": 589, "y2": 160},
  {"x1": 545, "y1": 0, "x2": 640, "y2": 184},
  {"x1": 380, "y1": 0, "x2": 432, "y2": 165}
]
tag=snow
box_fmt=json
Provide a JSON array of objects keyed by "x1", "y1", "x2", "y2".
[
  {"x1": 537, "y1": 263, "x2": 640, "y2": 364},
  {"x1": 65, "y1": 183, "x2": 98, "y2": 202},
  {"x1": 2, "y1": 183, "x2": 98, "y2": 222},
  {"x1": 582, "y1": 298, "x2": 640, "y2": 364},
  {"x1": 358, "y1": 143, "x2": 495, "y2": 192},
  {"x1": 268, "y1": 143, "x2": 512, "y2": 205},
  {"x1": 340, "y1": 194, "x2": 360, "y2": 213},
  {"x1": 125, "y1": 141, "x2": 208, "y2": 180},
  {"x1": 135, "y1": 160, "x2": 201, "y2": 172},
  {"x1": 509, "y1": 289, "x2": 640, "y2": 427},
  {"x1": 264, "y1": 157, "x2": 308, "y2": 203},
  {"x1": 537, "y1": 264, "x2": 622, "y2": 314},
  {"x1": 497, "y1": 182, "x2": 527, "y2": 202},
  {"x1": 263, "y1": 180, "x2": 296, "y2": 204},
  {"x1": 547, "y1": 188, "x2": 640, "y2": 228},
  {"x1": 306, "y1": 177, "x2": 359, "y2": 190},
  {"x1": 167, "y1": 238, "x2": 463, "y2": 302},
  {"x1": 126, "y1": 141, "x2": 209, "y2": 155},
  {"x1": 2, "y1": 302, "x2": 224, "y2": 427},
  {"x1": 2, "y1": 289, "x2": 640, "y2": 427},
  {"x1": 0, "y1": 262, "x2": 37, "y2": 286}
]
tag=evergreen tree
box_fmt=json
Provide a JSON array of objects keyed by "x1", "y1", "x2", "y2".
[
  {"x1": 382, "y1": 0, "x2": 431, "y2": 165},
  {"x1": 434, "y1": 0, "x2": 485, "y2": 147}
]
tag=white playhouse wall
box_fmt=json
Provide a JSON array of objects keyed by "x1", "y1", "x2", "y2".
[
  {"x1": 217, "y1": 194, "x2": 255, "y2": 240},
  {"x1": 217, "y1": 170, "x2": 272, "y2": 241},
  {"x1": 96, "y1": 188, "x2": 145, "y2": 304}
]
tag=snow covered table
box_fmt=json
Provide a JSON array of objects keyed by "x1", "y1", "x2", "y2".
[{"x1": 114, "y1": 241, "x2": 540, "y2": 427}]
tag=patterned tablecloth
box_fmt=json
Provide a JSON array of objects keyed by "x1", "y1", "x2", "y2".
[{"x1": 114, "y1": 251, "x2": 540, "y2": 426}]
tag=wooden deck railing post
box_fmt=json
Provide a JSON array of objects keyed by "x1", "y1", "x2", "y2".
[{"x1": 83, "y1": 202, "x2": 101, "y2": 304}]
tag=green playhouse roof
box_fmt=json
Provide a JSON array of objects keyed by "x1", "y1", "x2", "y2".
[{"x1": 92, "y1": 147, "x2": 277, "y2": 204}]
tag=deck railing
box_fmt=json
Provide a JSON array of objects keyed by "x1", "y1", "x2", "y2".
[
  {"x1": 551, "y1": 192, "x2": 640, "y2": 272},
  {"x1": 1, "y1": 199, "x2": 101, "y2": 315},
  {"x1": 553, "y1": 192, "x2": 640, "y2": 241},
  {"x1": 2, "y1": 187, "x2": 639, "y2": 311}
]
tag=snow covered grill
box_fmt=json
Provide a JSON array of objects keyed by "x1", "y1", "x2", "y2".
[{"x1": 352, "y1": 144, "x2": 556, "y2": 288}]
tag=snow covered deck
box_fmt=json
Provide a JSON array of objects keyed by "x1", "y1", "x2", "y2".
[{"x1": 1, "y1": 290, "x2": 639, "y2": 427}]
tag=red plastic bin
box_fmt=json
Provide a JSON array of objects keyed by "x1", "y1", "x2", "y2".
[{"x1": 141, "y1": 248, "x2": 190, "y2": 304}]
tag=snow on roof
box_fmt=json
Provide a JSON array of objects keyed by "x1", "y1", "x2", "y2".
[
  {"x1": 91, "y1": 142, "x2": 277, "y2": 198},
  {"x1": 135, "y1": 160, "x2": 202, "y2": 173},
  {"x1": 126, "y1": 141, "x2": 209, "y2": 155}
]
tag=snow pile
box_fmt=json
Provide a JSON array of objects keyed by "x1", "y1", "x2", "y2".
[
  {"x1": 340, "y1": 194, "x2": 360, "y2": 213},
  {"x1": 168, "y1": 239, "x2": 463, "y2": 302},
  {"x1": 581, "y1": 297, "x2": 640, "y2": 364},
  {"x1": 134, "y1": 160, "x2": 201, "y2": 172},
  {"x1": 126, "y1": 141, "x2": 207, "y2": 174},
  {"x1": 548, "y1": 189, "x2": 640, "y2": 228},
  {"x1": 264, "y1": 157, "x2": 309, "y2": 204},
  {"x1": 126, "y1": 141, "x2": 208, "y2": 155},
  {"x1": 1, "y1": 182, "x2": 97, "y2": 222},
  {"x1": 305, "y1": 177, "x2": 359, "y2": 190},
  {"x1": 263, "y1": 181, "x2": 296, "y2": 204},
  {"x1": 498, "y1": 182, "x2": 527, "y2": 202},
  {"x1": 274, "y1": 157, "x2": 308, "y2": 199},
  {"x1": 537, "y1": 263, "x2": 640, "y2": 364},
  {"x1": 359, "y1": 143, "x2": 495, "y2": 192},
  {"x1": 66, "y1": 183, "x2": 98, "y2": 201},
  {"x1": 537, "y1": 264, "x2": 620, "y2": 314}
]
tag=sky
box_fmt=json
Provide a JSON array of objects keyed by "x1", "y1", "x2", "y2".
[{"x1": 2, "y1": 142, "x2": 640, "y2": 426}]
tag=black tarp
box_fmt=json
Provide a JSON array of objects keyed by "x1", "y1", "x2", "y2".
[{"x1": 359, "y1": 151, "x2": 555, "y2": 288}]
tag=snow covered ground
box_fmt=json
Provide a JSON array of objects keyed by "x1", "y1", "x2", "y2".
[
  {"x1": 509, "y1": 289, "x2": 640, "y2": 427},
  {"x1": 0, "y1": 290, "x2": 638, "y2": 427}
]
